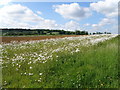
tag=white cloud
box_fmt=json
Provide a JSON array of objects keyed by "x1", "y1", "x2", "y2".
[
  {"x1": 89, "y1": 0, "x2": 118, "y2": 34},
  {"x1": 88, "y1": 17, "x2": 118, "y2": 33},
  {"x1": 0, "y1": 4, "x2": 58, "y2": 29},
  {"x1": 99, "y1": 18, "x2": 116, "y2": 26},
  {"x1": 0, "y1": 2, "x2": 117, "y2": 33},
  {"x1": 63, "y1": 20, "x2": 81, "y2": 31},
  {"x1": 84, "y1": 23, "x2": 90, "y2": 26},
  {"x1": 0, "y1": 4, "x2": 43, "y2": 23},
  {"x1": 0, "y1": 4, "x2": 82, "y2": 31},
  {"x1": 92, "y1": 18, "x2": 116, "y2": 28},
  {"x1": 111, "y1": 25, "x2": 118, "y2": 34},
  {"x1": 0, "y1": 0, "x2": 12, "y2": 5},
  {"x1": 34, "y1": 20, "x2": 58, "y2": 29},
  {"x1": 90, "y1": 0, "x2": 118, "y2": 17},
  {"x1": 92, "y1": 24, "x2": 98, "y2": 27},
  {"x1": 53, "y1": 3, "x2": 92, "y2": 21},
  {"x1": 36, "y1": 11, "x2": 42, "y2": 15},
  {"x1": 0, "y1": 4, "x2": 84, "y2": 31}
]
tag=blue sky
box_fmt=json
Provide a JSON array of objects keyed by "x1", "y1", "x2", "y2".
[
  {"x1": 0, "y1": 0, "x2": 118, "y2": 34},
  {"x1": 16, "y1": 2, "x2": 104, "y2": 24}
]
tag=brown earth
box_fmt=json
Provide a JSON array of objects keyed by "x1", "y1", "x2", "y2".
[{"x1": 0, "y1": 35, "x2": 81, "y2": 43}]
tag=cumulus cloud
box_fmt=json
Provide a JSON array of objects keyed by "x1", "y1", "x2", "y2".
[
  {"x1": 0, "y1": 4, "x2": 44, "y2": 23},
  {"x1": 84, "y1": 23, "x2": 90, "y2": 27},
  {"x1": 0, "y1": 0, "x2": 12, "y2": 5},
  {"x1": 90, "y1": 0, "x2": 118, "y2": 17},
  {"x1": 0, "y1": 4, "x2": 58, "y2": 29},
  {"x1": 53, "y1": 3, "x2": 92, "y2": 21},
  {"x1": 83, "y1": 17, "x2": 117, "y2": 33},
  {"x1": 88, "y1": 17, "x2": 118, "y2": 33},
  {"x1": 0, "y1": 4, "x2": 82, "y2": 31},
  {"x1": 99, "y1": 18, "x2": 116, "y2": 26},
  {"x1": 92, "y1": 18, "x2": 116, "y2": 28},
  {"x1": 89, "y1": 0, "x2": 118, "y2": 33},
  {"x1": 0, "y1": 1, "x2": 117, "y2": 33},
  {"x1": 36, "y1": 11, "x2": 42, "y2": 15},
  {"x1": 63, "y1": 20, "x2": 81, "y2": 31},
  {"x1": 34, "y1": 20, "x2": 59, "y2": 29}
]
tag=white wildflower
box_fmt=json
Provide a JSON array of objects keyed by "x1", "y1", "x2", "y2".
[
  {"x1": 29, "y1": 66, "x2": 32, "y2": 69},
  {"x1": 75, "y1": 48, "x2": 80, "y2": 52},
  {"x1": 38, "y1": 79, "x2": 41, "y2": 82},
  {"x1": 39, "y1": 73, "x2": 43, "y2": 76},
  {"x1": 24, "y1": 72, "x2": 26, "y2": 75},
  {"x1": 29, "y1": 73, "x2": 33, "y2": 76}
]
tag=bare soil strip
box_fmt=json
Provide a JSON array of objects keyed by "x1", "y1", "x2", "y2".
[{"x1": 0, "y1": 35, "x2": 81, "y2": 43}]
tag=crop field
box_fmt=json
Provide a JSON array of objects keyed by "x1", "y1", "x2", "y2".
[{"x1": 0, "y1": 34, "x2": 119, "y2": 88}]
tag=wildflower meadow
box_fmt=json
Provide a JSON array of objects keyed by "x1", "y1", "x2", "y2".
[{"x1": 1, "y1": 35, "x2": 119, "y2": 88}]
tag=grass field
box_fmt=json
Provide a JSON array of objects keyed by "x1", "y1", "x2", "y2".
[{"x1": 1, "y1": 35, "x2": 119, "y2": 88}]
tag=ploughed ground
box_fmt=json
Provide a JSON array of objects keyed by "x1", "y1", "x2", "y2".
[{"x1": 0, "y1": 35, "x2": 81, "y2": 43}]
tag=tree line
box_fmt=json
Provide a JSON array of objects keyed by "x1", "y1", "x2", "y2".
[
  {"x1": 0, "y1": 28, "x2": 111, "y2": 36},
  {"x1": 1, "y1": 29, "x2": 88, "y2": 36}
]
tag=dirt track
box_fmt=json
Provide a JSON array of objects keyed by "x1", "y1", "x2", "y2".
[{"x1": 0, "y1": 35, "x2": 81, "y2": 43}]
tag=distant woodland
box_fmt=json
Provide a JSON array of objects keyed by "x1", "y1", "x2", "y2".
[{"x1": 0, "y1": 28, "x2": 111, "y2": 36}]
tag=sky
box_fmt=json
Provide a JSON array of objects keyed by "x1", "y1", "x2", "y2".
[{"x1": 0, "y1": 0, "x2": 119, "y2": 34}]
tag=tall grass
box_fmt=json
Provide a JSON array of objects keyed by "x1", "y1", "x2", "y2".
[{"x1": 2, "y1": 35, "x2": 119, "y2": 88}]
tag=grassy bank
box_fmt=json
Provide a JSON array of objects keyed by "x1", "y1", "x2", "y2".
[{"x1": 2, "y1": 35, "x2": 118, "y2": 88}]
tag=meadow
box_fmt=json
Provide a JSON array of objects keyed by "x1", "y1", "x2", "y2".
[{"x1": 1, "y1": 34, "x2": 119, "y2": 88}]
